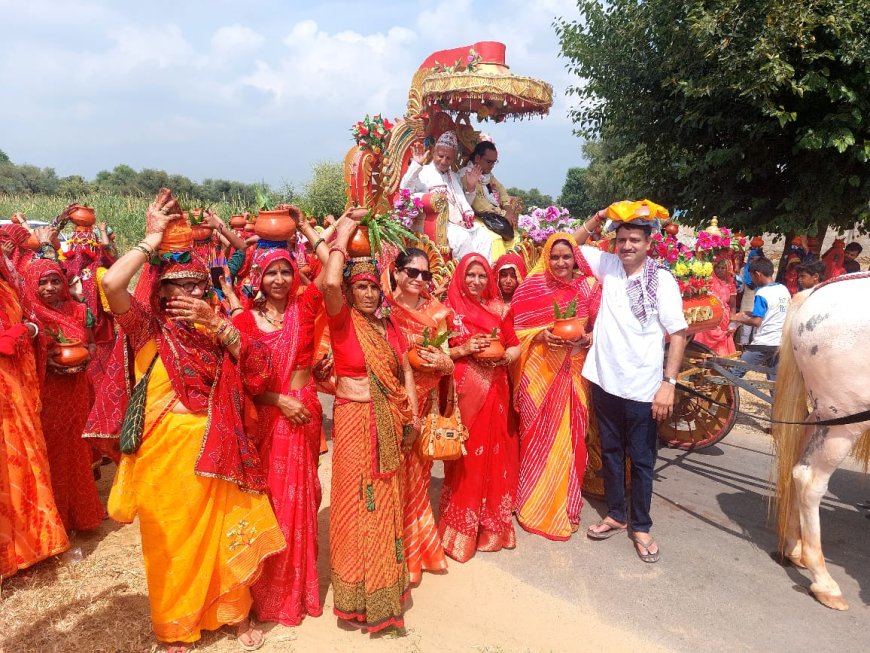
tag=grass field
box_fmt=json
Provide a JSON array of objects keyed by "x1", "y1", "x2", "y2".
[{"x1": 0, "y1": 192, "x2": 247, "y2": 251}]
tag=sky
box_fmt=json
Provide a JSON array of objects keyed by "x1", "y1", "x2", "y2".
[{"x1": 0, "y1": 0, "x2": 585, "y2": 198}]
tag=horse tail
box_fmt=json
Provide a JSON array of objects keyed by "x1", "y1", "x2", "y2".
[{"x1": 771, "y1": 290, "x2": 810, "y2": 551}]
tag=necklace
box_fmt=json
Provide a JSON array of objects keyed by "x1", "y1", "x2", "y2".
[{"x1": 258, "y1": 308, "x2": 284, "y2": 328}]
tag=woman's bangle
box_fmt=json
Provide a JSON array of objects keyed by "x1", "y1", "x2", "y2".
[
  {"x1": 578, "y1": 223, "x2": 589, "y2": 235},
  {"x1": 313, "y1": 238, "x2": 325, "y2": 251},
  {"x1": 229, "y1": 307, "x2": 243, "y2": 316},
  {"x1": 133, "y1": 241, "x2": 154, "y2": 258},
  {"x1": 329, "y1": 244, "x2": 348, "y2": 261},
  {"x1": 214, "y1": 319, "x2": 230, "y2": 337},
  {"x1": 221, "y1": 325, "x2": 241, "y2": 347}
]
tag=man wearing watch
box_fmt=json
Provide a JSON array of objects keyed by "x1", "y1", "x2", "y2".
[{"x1": 572, "y1": 210, "x2": 688, "y2": 564}]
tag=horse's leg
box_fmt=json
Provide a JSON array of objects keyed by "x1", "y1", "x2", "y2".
[
  {"x1": 792, "y1": 424, "x2": 859, "y2": 611},
  {"x1": 783, "y1": 425, "x2": 814, "y2": 568}
]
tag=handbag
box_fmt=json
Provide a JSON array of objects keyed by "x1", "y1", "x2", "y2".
[
  {"x1": 478, "y1": 211, "x2": 515, "y2": 241},
  {"x1": 416, "y1": 379, "x2": 469, "y2": 462},
  {"x1": 119, "y1": 355, "x2": 158, "y2": 455}
]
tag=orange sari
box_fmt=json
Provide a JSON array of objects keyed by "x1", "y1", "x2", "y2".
[
  {"x1": 109, "y1": 340, "x2": 285, "y2": 643},
  {"x1": 382, "y1": 267, "x2": 450, "y2": 584},
  {"x1": 0, "y1": 274, "x2": 69, "y2": 578},
  {"x1": 328, "y1": 305, "x2": 411, "y2": 632},
  {"x1": 511, "y1": 234, "x2": 601, "y2": 540}
]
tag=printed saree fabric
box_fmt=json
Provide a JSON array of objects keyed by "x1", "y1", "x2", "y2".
[
  {"x1": 328, "y1": 304, "x2": 411, "y2": 632},
  {"x1": 0, "y1": 273, "x2": 69, "y2": 578},
  {"x1": 234, "y1": 249, "x2": 324, "y2": 626},
  {"x1": 382, "y1": 264, "x2": 450, "y2": 584},
  {"x1": 85, "y1": 253, "x2": 273, "y2": 493},
  {"x1": 108, "y1": 340, "x2": 285, "y2": 643},
  {"x1": 24, "y1": 259, "x2": 102, "y2": 532},
  {"x1": 511, "y1": 233, "x2": 601, "y2": 540},
  {"x1": 440, "y1": 254, "x2": 520, "y2": 562}
]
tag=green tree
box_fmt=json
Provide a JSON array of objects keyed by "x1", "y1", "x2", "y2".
[
  {"x1": 557, "y1": 167, "x2": 595, "y2": 217},
  {"x1": 0, "y1": 150, "x2": 10, "y2": 165},
  {"x1": 556, "y1": 0, "x2": 870, "y2": 235},
  {"x1": 298, "y1": 162, "x2": 346, "y2": 220},
  {"x1": 56, "y1": 175, "x2": 93, "y2": 197},
  {"x1": 506, "y1": 187, "x2": 554, "y2": 209}
]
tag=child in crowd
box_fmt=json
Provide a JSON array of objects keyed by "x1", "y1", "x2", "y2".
[
  {"x1": 730, "y1": 257, "x2": 791, "y2": 382},
  {"x1": 796, "y1": 259, "x2": 826, "y2": 291},
  {"x1": 844, "y1": 242, "x2": 863, "y2": 274}
]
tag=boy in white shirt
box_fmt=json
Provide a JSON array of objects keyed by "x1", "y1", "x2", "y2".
[
  {"x1": 572, "y1": 212, "x2": 688, "y2": 564},
  {"x1": 731, "y1": 257, "x2": 791, "y2": 381}
]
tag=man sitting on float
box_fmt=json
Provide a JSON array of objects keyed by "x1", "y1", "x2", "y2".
[
  {"x1": 459, "y1": 136, "x2": 521, "y2": 260},
  {"x1": 400, "y1": 131, "x2": 495, "y2": 262}
]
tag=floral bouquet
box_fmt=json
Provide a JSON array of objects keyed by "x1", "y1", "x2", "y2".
[
  {"x1": 650, "y1": 233, "x2": 713, "y2": 298},
  {"x1": 695, "y1": 226, "x2": 746, "y2": 253},
  {"x1": 351, "y1": 114, "x2": 395, "y2": 155},
  {"x1": 517, "y1": 205, "x2": 580, "y2": 244},
  {"x1": 390, "y1": 188, "x2": 424, "y2": 229}
]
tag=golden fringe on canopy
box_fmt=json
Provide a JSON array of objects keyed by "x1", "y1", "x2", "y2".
[{"x1": 421, "y1": 73, "x2": 553, "y2": 114}]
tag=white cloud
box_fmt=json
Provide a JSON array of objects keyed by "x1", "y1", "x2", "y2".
[
  {"x1": 238, "y1": 20, "x2": 417, "y2": 110},
  {"x1": 210, "y1": 25, "x2": 265, "y2": 60}
]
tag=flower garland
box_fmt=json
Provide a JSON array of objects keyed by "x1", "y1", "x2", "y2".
[{"x1": 432, "y1": 48, "x2": 482, "y2": 74}]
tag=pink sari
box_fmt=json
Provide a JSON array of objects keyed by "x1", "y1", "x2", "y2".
[{"x1": 694, "y1": 256, "x2": 736, "y2": 355}]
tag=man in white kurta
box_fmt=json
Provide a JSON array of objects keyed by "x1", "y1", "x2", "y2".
[
  {"x1": 399, "y1": 131, "x2": 494, "y2": 262},
  {"x1": 572, "y1": 212, "x2": 688, "y2": 564}
]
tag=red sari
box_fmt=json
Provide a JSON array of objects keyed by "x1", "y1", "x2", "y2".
[
  {"x1": 382, "y1": 265, "x2": 449, "y2": 584},
  {"x1": 25, "y1": 259, "x2": 103, "y2": 532},
  {"x1": 234, "y1": 249, "x2": 323, "y2": 626},
  {"x1": 439, "y1": 254, "x2": 520, "y2": 562},
  {"x1": 0, "y1": 259, "x2": 69, "y2": 577}
]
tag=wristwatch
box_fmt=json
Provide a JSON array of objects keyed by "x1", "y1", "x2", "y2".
[{"x1": 663, "y1": 376, "x2": 677, "y2": 386}]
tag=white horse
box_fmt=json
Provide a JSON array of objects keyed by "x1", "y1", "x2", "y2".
[{"x1": 773, "y1": 274, "x2": 870, "y2": 610}]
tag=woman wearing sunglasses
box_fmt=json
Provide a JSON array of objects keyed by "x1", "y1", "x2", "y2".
[{"x1": 382, "y1": 248, "x2": 452, "y2": 585}]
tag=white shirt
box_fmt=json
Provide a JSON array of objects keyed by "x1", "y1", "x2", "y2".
[
  {"x1": 581, "y1": 247, "x2": 688, "y2": 402},
  {"x1": 749, "y1": 283, "x2": 791, "y2": 346}
]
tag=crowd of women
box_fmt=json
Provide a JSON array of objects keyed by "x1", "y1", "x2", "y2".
[{"x1": 0, "y1": 186, "x2": 675, "y2": 652}]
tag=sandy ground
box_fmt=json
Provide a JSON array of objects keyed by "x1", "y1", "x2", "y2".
[
  {"x1": 0, "y1": 437, "x2": 666, "y2": 653},
  {"x1": 2, "y1": 381, "x2": 867, "y2": 653}
]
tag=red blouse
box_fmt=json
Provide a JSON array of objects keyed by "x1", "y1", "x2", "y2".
[{"x1": 328, "y1": 304, "x2": 406, "y2": 378}]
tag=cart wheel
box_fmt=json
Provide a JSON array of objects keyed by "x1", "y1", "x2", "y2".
[{"x1": 657, "y1": 341, "x2": 740, "y2": 450}]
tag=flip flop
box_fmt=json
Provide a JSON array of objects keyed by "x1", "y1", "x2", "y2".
[
  {"x1": 630, "y1": 533, "x2": 660, "y2": 563},
  {"x1": 586, "y1": 518, "x2": 628, "y2": 540}
]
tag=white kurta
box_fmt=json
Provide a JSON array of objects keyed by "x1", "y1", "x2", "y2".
[
  {"x1": 580, "y1": 246, "x2": 689, "y2": 403},
  {"x1": 400, "y1": 161, "x2": 494, "y2": 262}
]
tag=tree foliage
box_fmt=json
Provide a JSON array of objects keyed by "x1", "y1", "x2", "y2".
[
  {"x1": 557, "y1": 167, "x2": 593, "y2": 217},
  {"x1": 297, "y1": 161, "x2": 346, "y2": 219},
  {"x1": 507, "y1": 187, "x2": 554, "y2": 210},
  {"x1": 556, "y1": 0, "x2": 870, "y2": 234}
]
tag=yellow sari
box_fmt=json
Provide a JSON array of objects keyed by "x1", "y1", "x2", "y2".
[{"x1": 108, "y1": 340, "x2": 285, "y2": 643}]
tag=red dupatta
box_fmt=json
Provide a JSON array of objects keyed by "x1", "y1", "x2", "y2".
[
  {"x1": 511, "y1": 233, "x2": 600, "y2": 332},
  {"x1": 85, "y1": 250, "x2": 272, "y2": 493},
  {"x1": 445, "y1": 254, "x2": 514, "y2": 420},
  {"x1": 24, "y1": 259, "x2": 88, "y2": 343}
]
